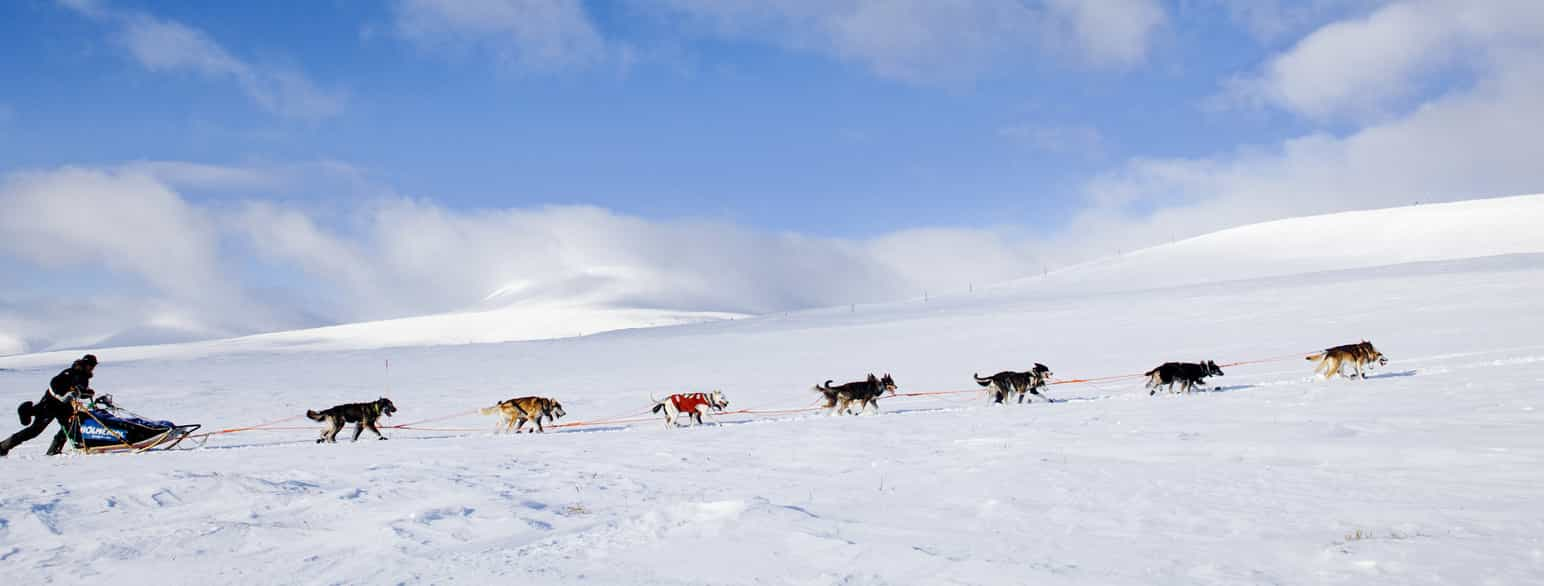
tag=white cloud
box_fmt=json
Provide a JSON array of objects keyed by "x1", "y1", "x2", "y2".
[
  {"x1": 0, "y1": 162, "x2": 1044, "y2": 352},
  {"x1": 1230, "y1": 0, "x2": 1544, "y2": 121},
  {"x1": 0, "y1": 166, "x2": 290, "y2": 350},
  {"x1": 1061, "y1": 15, "x2": 1544, "y2": 261},
  {"x1": 641, "y1": 0, "x2": 1165, "y2": 83},
  {"x1": 0, "y1": 167, "x2": 226, "y2": 298},
  {"x1": 59, "y1": 1, "x2": 346, "y2": 120},
  {"x1": 1043, "y1": 0, "x2": 1166, "y2": 67},
  {"x1": 392, "y1": 0, "x2": 608, "y2": 71}
]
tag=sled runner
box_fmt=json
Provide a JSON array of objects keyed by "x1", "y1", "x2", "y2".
[{"x1": 65, "y1": 396, "x2": 201, "y2": 454}]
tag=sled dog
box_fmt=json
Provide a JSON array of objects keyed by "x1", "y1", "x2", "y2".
[
  {"x1": 306, "y1": 397, "x2": 397, "y2": 443},
  {"x1": 814, "y1": 374, "x2": 897, "y2": 415},
  {"x1": 651, "y1": 391, "x2": 729, "y2": 428},
  {"x1": 974, "y1": 363, "x2": 1053, "y2": 404},
  {"x1": 1144, "y1": 361, "x2": 1224, "y2": 395},
  {"x1": 481, "y1": 396, "x2": 566, "y2": 433},
  {"x1": 1306, "y1": 340, "x2": 1387, "y2": 380}
]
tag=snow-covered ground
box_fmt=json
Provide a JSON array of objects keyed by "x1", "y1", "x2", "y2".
[{"x1": 2, "y1": 198, "x2": 1543, "y2": 584}]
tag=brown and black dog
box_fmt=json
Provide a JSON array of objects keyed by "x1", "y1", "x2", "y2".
[
  {"x1": 481, "y1": 396, "x2": 566, "y2": 433},
  {"x1": 814, "y1": 374, "x2": 897, "y2": 415},
  {"x1": 306, "y1": 397, "x2": 397, "y2": 443},
  {"x1": 1307, "y1": 340, "x2": 1387, "y2": 380}
]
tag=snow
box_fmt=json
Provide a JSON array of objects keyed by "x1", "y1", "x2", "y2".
[
  {"x1": 1010, "y1": 192, "x2": 1544, "y2": 294},
  {"x1": 2, "y1": 197, "x2": 1544, "y2": 584},
  {"x1": 0, "y1": 332, "x2": 25, "y2": 357},
  {"x1": 0, "y1": 300, "x2": 743, "y2": 368}
]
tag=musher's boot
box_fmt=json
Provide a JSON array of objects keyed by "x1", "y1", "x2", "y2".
[{"x1": 45, "y1": 430, "x2": 68, "y2": 456}]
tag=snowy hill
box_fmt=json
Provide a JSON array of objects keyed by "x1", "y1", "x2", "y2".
[
  {"x1": 0, "y1": 300, "x2": 742, "y2": 369},
  {"x1": 1, "y1": 195, "x2": 1542, "y2": 584},
  {"x1": 1013, "y1": 193, "x2": 1544, "y2": 293}
]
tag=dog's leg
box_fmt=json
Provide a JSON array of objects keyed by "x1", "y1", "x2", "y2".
[
  {"x1": 366, "y1": 419, "x2": 385, "y2": 440},
  {"x1": 323, "y1": 418, "x2": 341, "y2": 443},
  {"x1": 1028, "y1": 387, "x2": 1045, "y2": 403},
  {"x1": 515, "y1": 417, "x2": 527, "y2": 433},
  {"x1": 352, "y1": 421, "x2": 365, "y2": 442},
  {"x1": 534, "y1": 415, "x2": 545, "y2": 433}
]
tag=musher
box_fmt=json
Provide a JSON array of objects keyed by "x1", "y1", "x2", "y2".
[{"x1": 0, "y1": 354, "x2": 98, "y2": 456}]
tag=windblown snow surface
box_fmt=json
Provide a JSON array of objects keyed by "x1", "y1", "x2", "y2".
[{"x1": 3, "y1": 196, "x2": 1544, "y2": 584}]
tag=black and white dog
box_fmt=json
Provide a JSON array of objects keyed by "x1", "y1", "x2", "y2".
[
  {"x1": 974, "y1": 363, "x2": 1053, "y2": 404},
  {"x1": 1144, "y1": 361, "x2": 1224, "y2": 395}
]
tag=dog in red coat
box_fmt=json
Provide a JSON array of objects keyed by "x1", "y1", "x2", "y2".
[{"x1": 650, "y1": 391, "x2": 729, "y2": 429}]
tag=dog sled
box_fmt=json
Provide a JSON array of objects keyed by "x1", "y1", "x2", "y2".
[{"x1": 65, "y1": 395, "x2": 201, "y2": 454}]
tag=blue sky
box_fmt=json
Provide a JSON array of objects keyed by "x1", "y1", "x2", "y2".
[
  {"x1": 2, "y1": 0, "x2": 1542, "y2": 353},
  {"x1": 3, "y1": 0, "x2": 1310, "y2": 232}
]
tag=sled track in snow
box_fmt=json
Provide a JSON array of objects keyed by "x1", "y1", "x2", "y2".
[{"x1": 70, "y1": 346, "x2": 1544, "y2": 456}]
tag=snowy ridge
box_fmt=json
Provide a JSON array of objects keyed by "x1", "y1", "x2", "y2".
[
  {"x1": 1013, "y1": 192, "x2": 1544, "y2": 292},
  {"x1": 0, "y1": 300, "x2": 743, "y2": 369}
]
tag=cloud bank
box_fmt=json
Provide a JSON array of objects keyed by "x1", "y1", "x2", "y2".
[{"x1": 0, "y1": 163, "x2": 1043, "y2": 354}]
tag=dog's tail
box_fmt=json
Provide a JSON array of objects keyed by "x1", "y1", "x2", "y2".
[
  {"x1": 1305, "y1": 351, "x2": 1326, "y2": 361},
  {"x1": 973, "y1": 373, "x2": 992, "y2": 387},
  {"x1": 305, "y1": 409, "x2": 326, "y2": 422},
  {"x1": 479, "y1": 405, "x2": 500, "y2": 416},
  {"x1": 17, "y1": 400, "x2": 34, "y2": 426}
]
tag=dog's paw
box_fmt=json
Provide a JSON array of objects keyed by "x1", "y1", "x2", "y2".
[{"x1": 378, "y1": 437, "x2": 388, "y2": 440}]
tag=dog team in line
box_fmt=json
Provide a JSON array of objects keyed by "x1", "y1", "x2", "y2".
[{"x1": 0, "y1": 341, "x2": 1388, "y2": 453}]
